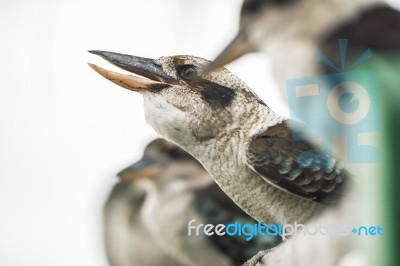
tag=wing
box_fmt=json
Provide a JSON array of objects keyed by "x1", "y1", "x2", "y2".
[{"x1": 246, "y1": 120, "x2": 350, "y2": 204}]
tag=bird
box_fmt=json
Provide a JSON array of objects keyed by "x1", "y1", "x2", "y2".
[
  {"x1": 104, "y1": 138, "x2": 279, "y2": 266},
  {"x1": 205, "y1": 0, "x2": 400, "y2": 86},
  {"x1": 89, "y1": 51, "x2": 350, "y2": 228},
  {"x1": 202, "y1": 3, "x2": 400, "y2": 264},
  {"x1": 204, "y1": 0, "x2": 400, "y2": 161},
  {"x1": 104, "y1": 180, "x2": 177, "y2": 266}
]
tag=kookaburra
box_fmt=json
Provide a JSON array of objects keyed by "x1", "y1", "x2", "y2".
[
  {"x1": 104, "y1": 138, "x2": 279, "y2": 266},
  {"x1": 206, "y1": 0, "x2": 400, "y2": 87},
  {"x1": 89, "y1": 51, "x2": 349, "y2": 227}
]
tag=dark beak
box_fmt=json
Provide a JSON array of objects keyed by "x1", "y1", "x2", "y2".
[
  {"x1": 88, "y1": 50, "x2": 177, "y2": 91},
  {"x1": 203, "y1": 29, "x2": 252, "y2": 74},
  {"x1": 117, "y1": 157, "x2": 163, "y2": 182}
]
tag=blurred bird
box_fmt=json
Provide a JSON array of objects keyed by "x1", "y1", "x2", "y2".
[
  {"x1": 205, "y1": 0, "x2": 400, "y2": 160},
  {"x1": 104, "y1": 180, "x2": 177, "y2": 266},
  {"x1": 202, "y1": 2, "x2": 400, "y2": 265},
  {"x1": 89, "y1": 51, "x2": 350, "y2": 228},
  {"x1": 206, "y1": 0, "x2": 400, "y2": 85},
  {"x1": 104, "y1": 139, "x2": 279, "y2": 266}
]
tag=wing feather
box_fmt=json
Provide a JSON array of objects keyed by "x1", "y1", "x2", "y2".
[{"x1": 246, "y1": 120, "x2": 350, "y2": 204}]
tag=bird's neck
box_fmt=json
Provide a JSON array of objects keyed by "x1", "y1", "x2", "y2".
[
  {"x1": 187, "y1": 105, "x2": 283, "y2": 159},
  {"x1": 188, "y1": 134, "x2": 321, "y2": 225},
  {"x1": 180, "y1": 108, "x2": 322, "y2": 225}
]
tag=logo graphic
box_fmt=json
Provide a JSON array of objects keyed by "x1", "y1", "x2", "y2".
[
  {"x1": 286, "y1": 39, "x2": 381, "y2": 167},
  {"x1": 188, "y1": 219, "x2": 384, "y2": 241}
]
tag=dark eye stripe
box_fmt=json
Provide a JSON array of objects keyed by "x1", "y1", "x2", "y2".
[
  {"x1": 242, "y1": 0, "x2": 297, "y2": 16},
  {"x1": 182, "y1": 78, "x2": 236, "y2": 109},
  {"x1": 175, "y1": 64, "x2": 236, "y2": 109},
  {"x1": 199, "y1": 81, "x2": 236, "y2": 109},
  {"x1": 149, "y1": 83, "x2": 171, "y2": 92}
]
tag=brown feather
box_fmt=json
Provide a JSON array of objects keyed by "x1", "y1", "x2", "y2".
[{"x1": 247, "y1": 120, "x2": 350, "y2": 204}]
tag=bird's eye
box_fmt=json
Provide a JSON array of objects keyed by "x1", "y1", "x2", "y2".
[{"x1": 180, "y1": 65, "x2": 198, "y2": 79}]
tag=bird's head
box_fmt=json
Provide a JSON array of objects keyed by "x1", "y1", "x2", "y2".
[
  {"x1": 89, "y1": 51, "x2": 267, "y2": 146},
  {"x1": 206, "y1": 0, "x2": 371, "y2": 73},
  {"x1": 117, "y1": 138, "x2": 202, "y2": 182},
  {"x1": 204, "y1": 0, "x2": 302, "y2": 72}
]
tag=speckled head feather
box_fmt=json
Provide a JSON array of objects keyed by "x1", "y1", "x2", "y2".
[
  {"x1": 149, "y1": 55, "x2": 270, "y2": 142},
  {"x1": 89, "y1": 52, "x2": 269, "y2": 143},
  {"x1": 154, "y1": 55, "x2": 265, "y2": 107}
]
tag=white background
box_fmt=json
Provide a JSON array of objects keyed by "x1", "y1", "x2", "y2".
[{"x1": 0, "y1": 1, "x2": 285, "y2": 265}]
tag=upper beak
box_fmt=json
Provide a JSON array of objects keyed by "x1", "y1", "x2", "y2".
[
  {"x1": 117, "y1": 157, "x2": 163, "y2": 182},
  {"x1": 203, "y1": 29, "x2": 252, "y2": 74},
  {"x1": 88, "y1": 50, "x2": 177, "y2": 91}
]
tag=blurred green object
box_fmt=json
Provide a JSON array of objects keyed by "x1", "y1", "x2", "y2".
[{"x1": 370, "y1": 53, "x2": 400, "y2": 266}]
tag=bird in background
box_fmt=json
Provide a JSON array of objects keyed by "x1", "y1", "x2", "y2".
[
  {"x1": 202, "y1": 1, "x2": 400, "y2": 264},
  {"x1": 89, "y1": 51, "x2": 350, "y2": 230},
  {"x1": 205, "y1": 0, "x2": 400, "y2": 161},
  {"x1": 104, "y1": 180, "x2": 177, "y2": 266},
  {"x1": 104, "y1": 138, "x2": 279, "y2": 266},
  {"x1": 206, "y1": 0, "x2": 400, "y2": 84}
]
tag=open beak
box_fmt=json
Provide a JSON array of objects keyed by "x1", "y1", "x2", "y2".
[
  {"x1": 117, "y1": 157, "x2": 163, "y2": 182},
  {"x1": 88, "y1": 50, "x2": 177, "y2": 92},
  {"x1": 203, "y1": 29, "x2": 252, "y2": 74}
]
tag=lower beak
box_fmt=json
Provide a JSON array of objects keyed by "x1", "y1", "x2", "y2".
[
  {"x1": 118, "y1": 158, "x2": 163, "y2": 181},
  {"x1": 88, "y1": 51, "x2": 177, "y2": 92},
  {"x1": 203, "y1": 30, "x2": 252, "y2": 74}
]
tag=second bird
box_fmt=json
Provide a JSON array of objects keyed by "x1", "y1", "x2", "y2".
[{"x1": 104, "y1": 139, "x2": 278, "y2": 266}]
